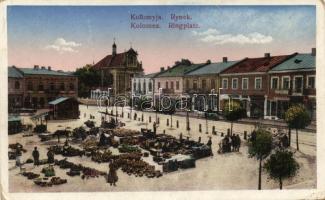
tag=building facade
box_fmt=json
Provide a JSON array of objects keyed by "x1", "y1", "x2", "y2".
[
  {"x1": 219, "y1": 53, "x2": 295, "y2": 118},
  {"x1": 267, "y1": 50, "x2": 316, "y2": 120},
  {"x1": 183, "y1": 58, "x2": 240, "y2": 111},
  {"x1": 92, "y1": 42, "x2": 144, "y2": 96},
  {"x1": 8, "y1": 67, "x2": 24, "y2": 111},
  {"x1": 8, "y1": 66, "x2": 78, "y2": 110}
]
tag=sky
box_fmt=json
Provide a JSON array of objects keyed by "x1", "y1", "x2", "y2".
[{"x1": 7, "y1": 6, "x2": 316, "y2": 73}]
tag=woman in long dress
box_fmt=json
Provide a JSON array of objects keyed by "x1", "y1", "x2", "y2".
[{"x1": 107, "y1": 161, "x2": 118, "y2": 186}]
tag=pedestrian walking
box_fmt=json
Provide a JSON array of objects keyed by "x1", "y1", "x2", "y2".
[
  {"x1": 16, "y1": 148, "x2": 22, "y2": 171},
  {"x1": 107, "y1": 160, "x2": 118, "y2": 186},
  {"x1": 47, "y1": 149, "x2": 55, "y2": 164},
  {"x1": 236, "y1": 134, "x2": 241, "y2": 152},
  {"x1": 32, "y1": 147, "x2": 40, "y2": 166}
]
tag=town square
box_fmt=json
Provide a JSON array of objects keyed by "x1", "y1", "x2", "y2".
[{"x1": 5, "y1": 5, "x2": 317, "y2": 193}]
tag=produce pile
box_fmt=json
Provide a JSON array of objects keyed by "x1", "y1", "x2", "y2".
[
  {"x1": 118, "y1": 144, "x2": 141, "y2": 153},
  {"x1": 84, "y1": 120, "x2": 95, "y2": 128},
  {"x1": 9, "y1": 143, "x2": 27, "y2": 152},
  {"x1": 112, "y1": 128, "x2": 140, "y2": 137},
  {"x1": 34, "y1": 177, "x2": 67, "y2": 187},
  {"x1": 91, "y1": 150, "x2": 113, "y2": 163},
  {"x1": 41, "y1": 165, "x2": 56, "y2": 177},
  {"x1": 22, "y1": 172, "x2": 40, "y2": 179},
  {"x1": 48, "y1": 145, "x2": 85, "y2": 157}
]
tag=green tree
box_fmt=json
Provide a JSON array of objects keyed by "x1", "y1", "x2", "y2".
[
  {"x1": 223, "y1": 100, "x2": 246, "y2": 136},
  {"x1": 264, "y1": 150, "x2": 299, "y2": 189},
  {"x1": 284, "y1": 104, "x2": 311, "y2": 151},
  {"x1": 74, "y1": 65, "x2": 112, "y2": 97},
  {"x1": 248, "y1": 129, "x2": 273, "y2": 190}
]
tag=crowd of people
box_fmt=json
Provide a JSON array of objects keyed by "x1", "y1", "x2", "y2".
[{"x1": 218, "y1": 134, "x2": 241, "y2": 154}]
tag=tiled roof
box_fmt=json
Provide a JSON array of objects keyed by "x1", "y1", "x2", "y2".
[
  {"x1": 157, "y1": 63, "x2": 205, "y2": 78},
  {"x1": 92, "y1": 48, "x2": 139, "y2": 69},
  {"x1": 220, "y1": 54, "x2": 296, "y2": 74},
  {"x1": 93, "y1": 53, "x2": 125, "y2": 69},
  {"x1": 8, "y1": 67, "x2": 23, "y2": 78},
  {"x1": 18, "y1": 67, "x2": 74, "y2": 76},
  {"x1": 144, "y1": 72, "x2": 160, "y2": 78},
  {"x1": 269, "y1": 53, "x2": 315, "y2": 72},
  {"x1": 185, "y1": 60, "x2": 241, "y2": 76},
  {"x1": 48, "y1": 97, "x2": 69, "y2": 105}
]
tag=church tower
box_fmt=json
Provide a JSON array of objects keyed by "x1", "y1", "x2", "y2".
[{"x1": 112, "y1": 40, "x2": 117, "y2": 56}]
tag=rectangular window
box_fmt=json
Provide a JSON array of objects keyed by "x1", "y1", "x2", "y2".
[
  {"x1": 307, "y1": 75, "x2": 315, "y2": 89},
  {"x1": 186, "y1": 79, "x2": 189, "y2": 89},
  {"x1": 158, "y1": 82, "x2": 161, "y2": 89},
  {"x1": 176, "y1": 81, "x2": 180, "y2": 90},
  {"x1": 255, "y1": 77, "x2": 262, "y2": 89},
  {"x1": 171, "y1": 81, "x2": 174, "y2": 89},
  {"x1": 282, "y1": 77, "x2": 290, "y2": 90},
  {"x1": 210, "y1": 79, "x2": 215, "y2": 89},
  {"x1": 202, "y1": 79, "x2": 207, "y2": 89},
  {"x1": 166, "y1": 81, "x2": 169, "y2": 89},
  {"x1": 271, "y1": 77, "x2": 279, "y2": 89},
  {"x1": 242, "y1": 78, "x2": 248, "y2": 90},
  {"x1": 294, "y1": 76, "x2": 303, "y2": 93},
  {"x1": 232, "y1": 78, "x2": 238, "y2": 89},
  {"x1": 222, "y1": 78, "x2": 228, "y2": 89},
  {"x1": 193, "y1": 80, "x2": 198, "y2": 90}
]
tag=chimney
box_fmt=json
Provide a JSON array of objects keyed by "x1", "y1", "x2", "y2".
[
  {"x1": 48, "y1": 66, "x2": 51, "y2": 71},
  {"x1": 160, "y1": 67, "x2": 165, "y2": 72},
  {"x1": 167, "y1": 66, "x2": 171, "y2": 70},
  {"x1": 311, "y1": 48, "x2": 316, "y2": 56},
  {"x1": 222, "y1": 57, "x2": 228, "y2": 63},
  {"x1": 41, "y1": 66, "x2": 45, "y2": 69},
  {"x1": 264, "y1": 53, "x2": 271, "y2": 58},
  {"x1": 34, "y1": 65, "x2": 39, "y2": 70}
]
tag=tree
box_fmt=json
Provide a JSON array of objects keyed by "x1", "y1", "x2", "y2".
[
  {"x1": 223, "y1": 100, "x2": 246, "y2": 136},
  {"x1": 264, "y1": 150, "x2": 299, "y2": 189},
  {"x1": 74, "y1": 65, "x2": 112, "y2": 97},
  {"x1": 284, "y1": 104, "x2": 311, "y2": 151},
  {"x1": 248, "y1": 129, "x2": 273, "y2": 190}
]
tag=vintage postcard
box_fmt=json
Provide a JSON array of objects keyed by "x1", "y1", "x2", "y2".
[{"x1": 1, "y1": 0, "x2": 324, "y2": 199}]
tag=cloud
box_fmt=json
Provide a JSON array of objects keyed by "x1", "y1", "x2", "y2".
[
  {"x1": 193, "y1": 28, "x2": 273, "y2": 45},
  {"x1": 44, "y1": 38, "x2": 81, "y2": 53}
]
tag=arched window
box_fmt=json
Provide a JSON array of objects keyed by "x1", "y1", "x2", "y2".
[{"x1": 15, "y1": 81, "x2": 20, "y2": 89}]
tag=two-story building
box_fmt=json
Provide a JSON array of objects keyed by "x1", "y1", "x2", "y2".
[
  {"x1": 219, "y1": 53, "x2": 295, "y2": 118},
  {"x1": 267, "y1": 48, "x2": 316, "y2": 120},
  {"x1": 8, "y1": 65, "x2": 78, "y2": 109},
  {"x1": 184, "y1": 57, "x2": 241, "y2": 111},
  {"x1": 8, "y1": 67, "x2": 24, "y2": 112}
]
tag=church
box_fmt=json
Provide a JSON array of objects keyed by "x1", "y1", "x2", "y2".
[{"x1": 92, "y1": 41, "x2": 144, "y2": 96}]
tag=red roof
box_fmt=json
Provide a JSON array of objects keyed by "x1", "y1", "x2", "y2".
[
  {"x1": 92, "y1": 53, "x2": 125, "y2": 69},
  {"x1": 221, "y1": 54, "x2": 296, "y2": 74}
]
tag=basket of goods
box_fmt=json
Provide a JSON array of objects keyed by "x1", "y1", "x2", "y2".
[
  {"x1": 49, "y1": 145, "x2": 63, "y2": 155},
  {"x1": 91, "y1": 150, "x2": 112, "y2": 163},
  {"x1": 34, "y1": 178, "x2": 53, "y2": 187},
  {"x1": 51, "y1": 177, "x2": 67, "y2": 185},
  {"x1": 82, "y1": 167, "x2": 106, "y2": 179},
  {"x1": 67, "y1": 169, "x2": 81, "y2": 176},
  {"x1": 84, "y1": 120, "x2": 95, "y2": 128},
  {"x1": 25, "y1": 158, "x2": 34, "y2": 164},
  {"x1": 22, "y1": 172, "x2": 40, "y2": 179},
  {"x1": 113, "y1": 128, "x2": 140, "y2": 137},
  {"x1": 81, "y1": 136, "x2": 98, "y2": 151},
  {"x1": 8, "y1": 143, "x2": 27, "y2": 152},
  {"x1": 41, "y1": 165, "x2": 56, "y2": 177},
  {"x1": 62, "y1": 146, "x2": 85, "y2": 157},
  {"x1": 72, "y1": 126, "x2": 87, "y2": 140},
  {"x1": 118, "y1": 144, "x2": 141, "y2": 153}
]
